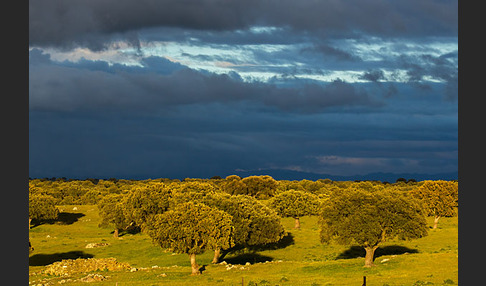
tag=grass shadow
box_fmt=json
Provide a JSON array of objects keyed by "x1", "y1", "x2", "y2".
[
  {"x1": 199, "y1": 264, "x2": 207, "y2": 274},
  {"x1": 106, "y1": 225, "x2": 142, "y2": 237},
  {"x1": 247, "y1": 232, "x2": 295, "y2": 252},
  {"x1": 119, "y1": 225, "x2": 142, "y2": 236},
  {"x1": 218, "y1": 233, "x2": 294, "y2": 263},
  {"x1": 336, "y1": 245, "x2": 419, "y2": 260},
  {"x1": 53, "y1": 212, "x2": 85, "y2": 225},
  {"x1": 29, "y1": 251, "x2": 94, "y2": 266},
  {"x1": 31, "y1": 212, "x2": 86, "y2": 227},
  {"x1": 223, "y1": 252, "x2": 274, "y2": 265}
]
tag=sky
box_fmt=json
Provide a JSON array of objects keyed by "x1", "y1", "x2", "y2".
[{"x1": 29, "y1": 0, "x2": 458, "y2": 180}]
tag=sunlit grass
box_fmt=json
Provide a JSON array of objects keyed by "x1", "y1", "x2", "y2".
[{"x1": 29, "y1": 205, "x2": 458, "y2": 285}]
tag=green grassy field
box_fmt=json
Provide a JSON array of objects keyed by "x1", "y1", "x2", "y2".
[{"x1": 29, "y1": 205, "x2": 458, "y2": 285}]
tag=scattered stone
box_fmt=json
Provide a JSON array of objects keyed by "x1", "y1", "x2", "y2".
[
  {"x1": 381, "y1": 258, "x2": 390, "y2": 263},
  {"x1": 158, "y1": 273, "x2": 167, "y2": 277},
  {"x1": 130, "y1": 268, "x2": 137, "y2": 272},
  {"x1": 245, "y1": 262, "x2": 251, "y2": 266},
  {"x1": 72, "y1": 207, "x2": 78, "y2": 211},
  {"x1": 85, "y1": 242, "x2": 110, "y2": 249},
  {"x1": 219, "y1": 261, "x2": 227, "y2": 265},
  {"x1": 43, "y1": 258, "x2": 131, "y2": 276},
  {"x1": 151, "y1": 265, "x2": 159, "y2": 268},
  {"x1": 79, "y1": 273, "x2": 108, "y2": 282}
]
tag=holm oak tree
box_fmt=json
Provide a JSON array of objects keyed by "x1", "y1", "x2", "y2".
[
  {"x1": 144, "y1": 202, "x2": 234, "y2": 275},
  {"x1": 319, "y1": 188, "x2": 428, "y2": 267}
]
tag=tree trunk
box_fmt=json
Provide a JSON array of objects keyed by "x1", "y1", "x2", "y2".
[
  {"x1": 364, "y1": 246, "x2": 378, "y2": 267},
  {"x1": 189, "y1": 253, "x2": 200, "y2": 275},
  {"x1": 113, "y1": 228, "x2": 119, "y2": 238},
  {"x1": 212, "y1": 248, "x2": 221, "y2": 264},
  {"x1": 29, "y1": 218, "x2": 32, "y2": 229},
  {"x1": 294, "y1": 217, "x2": 301, "y2": 229},
  {"x1": 433, "y1": 216, "x2": 440, "y2": 230}
]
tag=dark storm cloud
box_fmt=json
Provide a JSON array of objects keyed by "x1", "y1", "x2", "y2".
[
  {"x1": 29, "y1": 48, "x2": 52, "y2": 64},
  {"x1": 29, "y1": 50, "x2": 381, "y2": 114},
  {"x1": 263, "y1": 80, "x2": 382, "y2": 113},
  {"x1": 300, "y1": 44, "x2": 360, "y2": 62},
  {"x1": 29, "y1": 51, "x2": 457, "y2": 179},
  {"x1": 359, "y1": 70, "x2": 385, "y2": 82},
  {"x1": 395, "y1": 52, "x2": 458, "y2": 100},
  {"x1": 30, "y1": 0, "x2": 457, "y2": 49},
  {"x1": 28, "y1": 1, "x2": 457, "y2": 180},
  {"x1": 29, "y1": 91, "x2": 457, "y2": 179},
  {"x1": 357, "y1": 70, "x2": 399, "y2": 98}
]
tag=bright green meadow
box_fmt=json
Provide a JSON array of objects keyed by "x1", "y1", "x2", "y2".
[{"x1": 29, "y1": 205, "x2": 458, "y2": 285}]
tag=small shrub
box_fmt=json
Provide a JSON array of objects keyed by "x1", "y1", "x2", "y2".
[
  {"x1": 443, "y1": 279, "x2": 455, "y2": 285},
  {"x1": 259, "y1": 280, "x2": 271, "y2": 286},
  {"x1": 413, "y1": 281, "x2": 434, "y2": 286}
]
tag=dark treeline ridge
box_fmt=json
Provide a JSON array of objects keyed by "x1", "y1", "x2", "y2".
[{"x1": 28, "y1": 175, "x2": 437, "y2": 206}]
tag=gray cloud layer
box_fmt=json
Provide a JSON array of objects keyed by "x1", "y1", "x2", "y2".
[
  {"x1": 29, "y1": 49, "x2": 381, "y2": 114},
  {"x1": 30, "y1": 0, "x2": 458, "y2": 50}
]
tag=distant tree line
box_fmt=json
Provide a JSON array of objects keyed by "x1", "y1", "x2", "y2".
[{"x1": 28, "y1": 175, "x2": 431, "y2": 207}]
